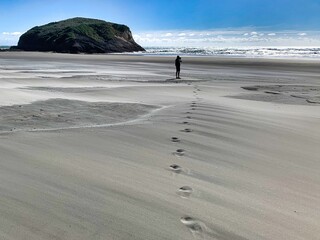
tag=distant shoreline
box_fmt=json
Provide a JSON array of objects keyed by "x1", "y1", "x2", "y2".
[
  {"x1": 0, "y1": 46, "x2": 10, "y2": 50},
  {"x1": 2, "y1": 46, "x2": 320, "y2": 59}
]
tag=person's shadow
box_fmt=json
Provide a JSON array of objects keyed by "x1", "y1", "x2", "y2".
[{"x1": 165, "y1": 78, "x2": 181, "y2": 83}]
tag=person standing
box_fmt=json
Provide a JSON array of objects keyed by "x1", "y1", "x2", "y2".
[{"x1": 175, "y1": 55, "x2": 182, "y2": 79}]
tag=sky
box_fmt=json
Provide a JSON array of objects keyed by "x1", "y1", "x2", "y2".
[{"x1": 1, "y1": 0, "x2": 320, "y2": 47}]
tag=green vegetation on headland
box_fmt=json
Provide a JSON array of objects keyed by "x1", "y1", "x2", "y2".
[{"x1": 15, "y1": 17, "x2": 145, "y2": 53}]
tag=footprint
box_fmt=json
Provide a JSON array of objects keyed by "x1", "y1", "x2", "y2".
[
  {"x1": 186, "y1": 116, "x2": 192, "y2": 119},
  {"x1": 180, "y1": 216, "x2": 205, "y2": 238},
  {"x1": 182, "y1": 121, "x2": 190, "y2": 124},
  {"x1": 180, "y1": 217, "x2": 202, "y2": 230},
  {"x1": 174, "y1": 149, "x2": 185, "y2": 156},
  {"x1": 177, "y1": 186, "x2": 193, "y2": 198},
  {"x1": 185, "y1": 111, "x2": 192, "y2": 114},
  {"x1": 191, "y1": 108, "x2": 196, "y2": 111},
  {"x1": 169, "y1": 164, "x2": 182, "y2": 173},
  {"x1": 181, "y1": 128, "x2": 192, "y2": 133},
  {"x1": 171, "y1": 137, "x2": 180, "y2": 142}
]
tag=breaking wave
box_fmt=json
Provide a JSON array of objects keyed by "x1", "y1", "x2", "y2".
[{"x1": 140, "y1": 47, "x2": 320, "y2": 58}]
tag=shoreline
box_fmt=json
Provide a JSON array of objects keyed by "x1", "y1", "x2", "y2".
[
  {"x1": 3, "y1": 46, "x2": 320, "y2": 60},
  {"x1": 140, "y1": 45, "x2": 320, "y2": 61},
  {"x1": 2, "y1": 50, "x2": 320, "y2": 63}
]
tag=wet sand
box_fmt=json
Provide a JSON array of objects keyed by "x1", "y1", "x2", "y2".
[{"x1": 0, "y1": 52, "x2": 320, "y2": 240}]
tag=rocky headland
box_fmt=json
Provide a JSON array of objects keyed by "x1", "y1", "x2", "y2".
[{"x1": 15, "y1": 17, "x2": 145, "y2": 53}]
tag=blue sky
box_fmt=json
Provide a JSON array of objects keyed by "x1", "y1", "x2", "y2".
[{"x1": 1, "y1": 0, "x2": 320, "y2": 47}]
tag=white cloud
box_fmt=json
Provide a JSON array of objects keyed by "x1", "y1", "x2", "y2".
[
  {"x1": 268, "y1": 33, "x2": 276, "y2": 36},
  {"x1": 298, "y1": 33, "x2": 307, "y2": 36},
  {"x1": 163, "y1": 33, "x2": 173, "y2": 37},
  {"x1": 2, "y1": 32, "x2": 22, "y2": 36},
  {"x1": 178, "y1": 33, "x2": 186, "y2": 36}
]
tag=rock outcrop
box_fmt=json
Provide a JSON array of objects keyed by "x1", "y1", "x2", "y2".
[{"x1": 17, "y1": 17, "x2": 145, "y2": 53}]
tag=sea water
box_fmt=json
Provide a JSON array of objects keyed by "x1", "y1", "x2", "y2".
[
  {"x1": 138, "y1": 47, "x2": 320, "y2": 59},
  {"x1": 2, "y1": 45, "x2": 320, "y2": 58},
  {"x1": 0, "y1": 46, "x2": 10, "y2": 50}
]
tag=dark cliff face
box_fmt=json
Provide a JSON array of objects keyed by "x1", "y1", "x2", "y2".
[{"x1": 17, "y1": 17, "x2": 145, "y2": 53}]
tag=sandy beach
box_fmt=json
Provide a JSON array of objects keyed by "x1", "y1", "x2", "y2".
[{"x1": 0, "y1": 52, "x2": 320, "y2": 240}]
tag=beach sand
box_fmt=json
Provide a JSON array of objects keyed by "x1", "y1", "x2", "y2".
[{"x1": 0, "y1": 52, "x2": 320, "y2": 240}]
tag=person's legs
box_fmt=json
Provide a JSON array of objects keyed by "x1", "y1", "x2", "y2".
[{"x1": 176, "y1": 67, "x2": 180, "y2": 79}]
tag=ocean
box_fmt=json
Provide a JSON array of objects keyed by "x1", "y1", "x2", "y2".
[
  {"x1": 141, "y1": 47, "x2": 320, "y2": 59},
  {"x1": 2, "y1": 45, "x2": 320, "y2": 58}
]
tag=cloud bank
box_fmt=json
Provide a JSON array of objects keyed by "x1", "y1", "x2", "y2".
[
  {"x1": 134, "y1": 29, "x2": 320, "y2": 48},
  {"x1": 0, "y1": 32, "x2": 22, "y2": 45}
]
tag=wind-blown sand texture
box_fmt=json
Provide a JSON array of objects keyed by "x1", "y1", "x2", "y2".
[{"x1": 0, "y1": 52, "x2": 320, "y2": 240}]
